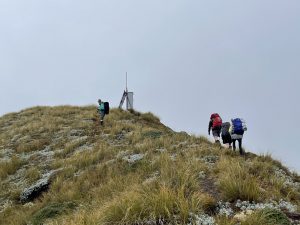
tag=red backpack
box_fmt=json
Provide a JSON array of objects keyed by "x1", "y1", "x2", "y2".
[{"x1": 210, "y1": 113, "x2": 222, "y2": 128}]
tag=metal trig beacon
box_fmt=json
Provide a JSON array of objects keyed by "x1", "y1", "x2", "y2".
[{"x1": 119, "y1": 72, "x2": 134, "y2": 110}]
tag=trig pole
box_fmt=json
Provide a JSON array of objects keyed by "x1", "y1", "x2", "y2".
[{"x1": 126, "y1": 72, "x2": 128, "y2": 93}]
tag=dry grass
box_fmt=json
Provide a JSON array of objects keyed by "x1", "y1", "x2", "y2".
[
  {"x1": 25, "y1": 167, "x2": 41, "y2": 184},
  {"x1": 0, "y1": 106, "x2": 299, "y2": 225},
  {"x1": 0, "y1": 155, "x2": 23, "y2": 179},
  {"x1": 15, "y1": 139, "x2": 50, "y2": 153},
  {"x1": 216, "y1": 157, "x2": 261, "y2": 201}
]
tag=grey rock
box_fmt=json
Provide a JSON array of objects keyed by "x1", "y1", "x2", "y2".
[
  {"x1": 20, "y1": 170, "x2": 58, "y2": 203},
  {"x1": 122, "y1": 154, "x2": 144, "y2": 164}
]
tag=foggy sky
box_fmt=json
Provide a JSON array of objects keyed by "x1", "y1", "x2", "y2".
[{"x1": 0, "y1": 0, "x2": 299, "y2": 172}]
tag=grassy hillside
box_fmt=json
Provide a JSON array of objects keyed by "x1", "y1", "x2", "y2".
[{"x1": 0, "y1": 106, "x2": 299, "y2": 225}]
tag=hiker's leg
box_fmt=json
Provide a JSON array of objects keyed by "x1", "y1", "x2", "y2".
[
  {"x1": 229, "y1": 138, "x2": 232, "y2": 149},
  {"x1": 214, "y1": 136, "x2": 220, "y2": 143},
  {"x1": 100, "y1": 111, "x2": 105, "y2": 125},
  {"x1": 232, "y1": 139, "x2": 236, "y2": 151},
  {"x1": 216, "y1": 128, "x2": 221, "y2": 145},
  {"x1": 239, "y1": 139, "x2": 243, "y2": 155},
  {"x1": 212, "y1": 129, "x2": 219, "y2": 143}
]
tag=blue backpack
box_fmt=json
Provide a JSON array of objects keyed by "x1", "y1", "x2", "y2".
[{"x1": 232, "y1": 118, "x2": 247, "y2": 135}]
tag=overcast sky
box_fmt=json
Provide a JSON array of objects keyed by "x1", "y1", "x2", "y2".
[{"x1": 0, "y1": 0, "x2": 299, "y2": 172}]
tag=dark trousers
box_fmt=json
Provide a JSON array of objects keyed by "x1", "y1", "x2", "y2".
[{"x1": 232, "y1": 139, "x2": 243, "y2": 155}]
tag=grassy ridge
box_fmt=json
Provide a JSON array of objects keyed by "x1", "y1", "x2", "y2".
[{"x1": 0, "y1": 106, "x2": 299, "y2": 225}]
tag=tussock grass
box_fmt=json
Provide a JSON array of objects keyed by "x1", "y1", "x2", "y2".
[
  {"x1": 55, "y1": 138, "x2": 88, "y2": 158},
  {"x1": 0, "y1": 106, "x2": 299, "y2": 225},
  {"x1": 139, "y1": 112, "x2": 160, "y2": 124},
  {"x1": 101, "y1": 185, "x2": 202, "y2": 225},
  {"x1": 258, "y1": 153, "x2": 289, "y2": 174},
  {"x1": 217, "y1": 157, "x2": 261, "y2": 201},
  {"x1": 25, "y1": 167, "x2": 41, "y2": 184},
  {"x1": 241, "y1": 208, "x2": 291, "y2": 225},
  {"x1": 216, "y1": 217, "x2": 236, "y2": 225},
  {"x1": 16, "y1": 139, "x2": 50, "y2": 153},
  {"x1": 0, "y1": 155, "x2": 23, "y2": 179},
  {"x1": 31, "y1": 202, "x2": 77, "y2": 225}
]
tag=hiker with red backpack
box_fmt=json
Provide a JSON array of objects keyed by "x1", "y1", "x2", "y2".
[
  {"x1": 208, "y1": 113, "x2": 222, "y2": 144},
  {"x1": 97, "y1": 99, "x2": 109, "y2": 125},
  {"x1": 230, "y1": 118, "x2": 247, "y2": 155}
]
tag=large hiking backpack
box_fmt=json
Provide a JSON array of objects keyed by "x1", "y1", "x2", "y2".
[
  {"x1": 231, "y1": 118, "x2": 247, "y2": 134},
  {"x1": 211, "y1": 113, "x2": 222, "y2": 128},
  {"x1": 221, "y1": 122, "x2": 231, "y2": 135},
  {"x1": 104, "y1": 102, "x2": 110, "y2": 115}
]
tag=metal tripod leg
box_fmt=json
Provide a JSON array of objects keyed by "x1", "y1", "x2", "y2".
[{"x1": 119, "y1": 91, "x2": 127, "y2": 109}]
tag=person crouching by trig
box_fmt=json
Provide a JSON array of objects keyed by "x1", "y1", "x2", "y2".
[{"x1": 97, "y1": 99, "x2": 109, "y2": 125}]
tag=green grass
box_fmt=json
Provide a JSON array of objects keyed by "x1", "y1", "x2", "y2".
[
  {"x1": 31, "y1": 202, "x2": 77, "y2": 225},
  {"x1": 241, "y1": 208, "x2": 291, "y2": 225}
]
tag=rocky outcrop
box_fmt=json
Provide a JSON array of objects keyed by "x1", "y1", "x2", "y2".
[{"x1": 20, "y1": 170, "x2": 57, "y2": 203}]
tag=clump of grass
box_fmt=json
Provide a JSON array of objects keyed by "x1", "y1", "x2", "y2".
[
  {"x1": 25, "y1": 167, "x2": 41, "y2": 184},
  {"x1": 31, "y1": 202, "x2": 77, "y2": 225},
  {"x1": 217, "y1": 157, "x2": 261, "y2": 201},
  {"x1": 258, "y1": 153, "x2": 288, "y2": 173},
  {"x1": 142, "y1": 130, "x2": 163, "y2": 139},
  {"x1": 216, "y1": 216, "x2": 236, "y2": 225},
  {"x1": 101, "y1": 185, "x2": 196, "y2": 225},
  {"x1": 0, "y1": 155, "x2": 24, "y2": 179},
  {"x1": 99, "y1": 153, "x2": 210, "y2": 225},
  {"x1": 16, "y1": 139, "x2": 50, "y2": 153},
  {"x1": 139, "y1": 112, "x2": 160, "y2": 124},
  {"x1": 191, "y1": 192, "x2": 217, "y2": 214},
  {"x1": 55, "y1": 138, "x2": 88, "y2": 158},
  {"x1": 241, "y1": 208, "x2": 291, "y2": 225}
]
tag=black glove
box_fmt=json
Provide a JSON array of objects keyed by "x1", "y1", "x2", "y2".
[{"x1": 208, "y1": 131, "x2": 210, "y2": 135}]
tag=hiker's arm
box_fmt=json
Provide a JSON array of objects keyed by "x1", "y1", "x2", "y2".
[{"x1": 208, "y1": 120, "x2": 212, "y2": 135}]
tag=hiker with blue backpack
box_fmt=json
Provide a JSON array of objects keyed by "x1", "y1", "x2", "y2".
[
  {"x1": 97, "y1": 99, "x2": 109, "y2": 125},
  {"x1": 230, "y1": 118, "x2": 247, "y2": 155},
  {"x1": 208, "y1": 113, "x2": 223, "y2": 144}
]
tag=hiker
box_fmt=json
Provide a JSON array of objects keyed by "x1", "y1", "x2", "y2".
[
  {"x1": 230, "y1": 118, "x2": 247, "y2": 155},
  {"x1": 208, "y1": 113, "x2": 222, "y2": 144},
  {"x1": 221, "y1": 122, "x2": 232, "y2": 148},
  {"x1": 97, "y1": 99, "x2": 109, "y2": 125}
]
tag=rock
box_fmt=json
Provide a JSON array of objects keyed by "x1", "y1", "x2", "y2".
[
  {"x1": 20, "y1": 170, "x2": 58, "y2": 203},
  {"x1": 122, "y1": 154, "x2": 144, "y2": 164},
  {"x1": 285, "y1": 211, "x2": 300, "y2": 220}
]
